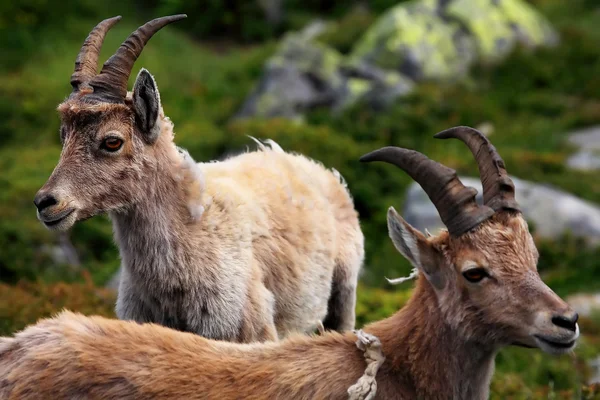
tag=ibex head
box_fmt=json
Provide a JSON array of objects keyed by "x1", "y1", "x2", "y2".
[
  {"x1": 33, "y1": 15, "x2": 186, "y2": 231},
  {"x1": 361, "y1": 127, "x2": 579, "y2": 354}
]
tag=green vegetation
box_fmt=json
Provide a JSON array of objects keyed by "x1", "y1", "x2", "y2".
[{"x1": 2, "y1": 0, "x2": 600, "y2": 397}]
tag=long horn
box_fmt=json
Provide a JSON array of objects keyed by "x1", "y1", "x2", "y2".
[
  {"x1": 70, "y1": 16, "x2": 122, "y2": 92},
  {"x1": 89, "y1": 14, "x2": 187, "y2": 101},
  {"x1": 360, "y1": 147, "x2": 494, "y2": 236},
  {"x1": 434, "y1": 126, "x2": 520, "y2": 212}
]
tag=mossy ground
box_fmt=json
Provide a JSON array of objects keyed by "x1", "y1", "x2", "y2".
[{"x1": 1, "y1": 0, "x2": 600, "y2": 396}]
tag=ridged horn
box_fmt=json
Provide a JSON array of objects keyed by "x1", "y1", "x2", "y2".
[
  {"x1": 88, "y1": 14, "x2": 187, "y2": 101},
  {"x1": 360, "y1": 147, "x2": 494, "y2": 236},
  {"x1": 434, "y1": 126, "x2": 520, "y2": 212},
  {"x1": 70, "y1": 16, "x2": 122, "y2": 92}
]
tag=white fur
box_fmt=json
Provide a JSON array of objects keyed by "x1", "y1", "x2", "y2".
[{"x1": 386, "y1": 268, "x2": 419, "y2": 285}]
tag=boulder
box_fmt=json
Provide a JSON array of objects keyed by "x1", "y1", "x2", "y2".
[
  {"x1": 335, "y1": 64, "x2": 414, "y2": 112},
  {"x1": 348, "y1": 0, "x2": 557, "y2": 81},
  {"x1": 236, "y1": 0, "x2": 558, "y2": 118},
  {"x1": 235, "y1": 22, "x2": 343, "y2": 120},
  {"x1": 444, "y1": 0, "x2": 559, "y2": 63},
  {"x1": 590, "y1": 357, "x2": 600, "y2": 385},
  {"x1": 235, "y1": 22, "x2": 414, "y2": 120},
  {"x1": 38, "y1": 232, "x2": 80, "y2": 268},
  {"x1": 403, "y1": 176, "x2": 600, "y2": 244},
  {"x1": 566, "y1": 125, "x2": 600, "y2": 171},
  {"x1": 566, "y1": 293, "x2": 600, "y2": 318},
  {"x1": 347, "y1": 0, "x2": 477, "y2": 82}
]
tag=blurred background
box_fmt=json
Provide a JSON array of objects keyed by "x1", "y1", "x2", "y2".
[{"x1": 1, "y1": 0, "x2": 600, "y2": 397}]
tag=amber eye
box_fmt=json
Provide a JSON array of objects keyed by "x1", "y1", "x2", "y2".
[
  {"x1": 462, "y1": 268, "x2": 489, "y2": 283},
  {"x1": 102, "y1": 137, "x2": 123, "y2": 152}
]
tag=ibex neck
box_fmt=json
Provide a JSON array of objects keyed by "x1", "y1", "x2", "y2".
[
  {"x1": 110, "y1": 141, "x2": 205, "y2": 283},
  {"x1": 366, "y1": 279, "x2": 496, "y2": 400}
]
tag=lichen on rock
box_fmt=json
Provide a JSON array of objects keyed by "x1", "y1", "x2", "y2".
[
  {"x1": 445, "y1": 0, "x2": 558, "y2": 63},
  {"x1": 348, "y1": 0, "x2": 477, "y2": 82},
  {"x1": 235, "y1": 0, "x2": 559, "y2": 119},
  {"x1": 235, "y1": 22, "x2": 345, "y2": 120}
]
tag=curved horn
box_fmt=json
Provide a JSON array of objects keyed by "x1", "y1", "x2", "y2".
[
  {"x1": 434, "y1": 126, "x2": 520, "y2": 212},
  {"x1": 89, "y1": 14, "x2": 187, "y2": 101},
  {"x1": 70, "y1": 16, "x2": 122, "y2": 92},
  {"x1": 360, "y1": 147, "x2": 494, "y2": 236}
]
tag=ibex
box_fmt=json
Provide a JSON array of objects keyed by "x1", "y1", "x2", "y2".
[
  {"x1": 32, "y1": 15, "x2": 364, "y2": 342},
  {"x1": 8, "y1": 127, "x2": 578, "y2": 399}
]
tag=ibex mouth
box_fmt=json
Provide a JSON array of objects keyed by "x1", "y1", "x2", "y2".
[
  {"x1": 534, "y1": 335, "x2": 576, "y2": 349},
  {"x1": 39, "y1": 208, "x2": 76, "y2": 230},
  {"x1": 533, "y1": 334, "x2": 578, "y2": 354}
]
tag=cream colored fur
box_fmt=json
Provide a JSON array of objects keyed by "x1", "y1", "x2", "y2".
[{"x1": 34, "y1": 70, "x2": 364, "y2": 342}]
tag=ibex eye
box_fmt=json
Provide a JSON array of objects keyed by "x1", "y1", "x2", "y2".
[
  {"x1": 102, "y1": 137, "x2": 124, "y2": 152},
  {"x1": 462, "y1": 268, "x2": 488, "y2": 283}
]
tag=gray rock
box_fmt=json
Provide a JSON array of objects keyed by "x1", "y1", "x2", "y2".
[
  {"x1": 566, "y1": 125, "x2": 600, "y2": 171},
  {"x1": 39, "y1": 233, "x2": 81, "y2": 267},
  {"x1": 403, "y1": 176, "x2": 600, "y2": 244},
  {"x1": 444, "y1": 0, "x2": 559, "y2": 64},
  {"x1": 237, "y1": 0, "x2": 558, "y2": 119},
  {"x1": 235, "y1": 21, "x2": 416, "y2": 120},
  {"x1": 334, "y1": 64, "x2": 414, "y2": 112},
  {"x1": 567, "y1": 150, "x2": 600, "y2": 171},
  {"x1": 348, "y1": 0, "x2": 557, "y2": 82},
  {"x1": 566, "y1": 292, "x2": 600, "y2": 318},
  {"x1": 348, "y1": 0, "x2": 477, "y2": 82},
  {"x1": 590, "y1": 356, "x2": 600, "y2": 385},
  {"x1": 234, "y1": 21, "x2": 344, "y2": 120}
]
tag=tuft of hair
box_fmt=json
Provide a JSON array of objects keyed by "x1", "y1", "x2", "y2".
[
  {"x1": 247, "y1": 136, "x2": 284, "y2": 153},
  {"x1": 385, "y1": 268, "x2": 419, "y2": 286},
  {"x1": 331, "y1": 168, "x2": 348, "y2": 190},
  {"x1": 0, "y1": 337, "x2": 15, "y2": 354},
  {"x1": 176, "y1": 147, "x2": 206, "y2": 221}
]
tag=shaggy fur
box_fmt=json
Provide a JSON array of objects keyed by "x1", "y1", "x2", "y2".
[
  {"x1": 34, "y1": 69, "x2": 364, "y2": 342},
  {"x1": 0, "y1": 212, "x2": 579, "y2": 399}
]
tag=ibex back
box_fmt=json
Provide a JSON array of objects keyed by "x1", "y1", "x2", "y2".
[{"x1": 32, "y1": 15, "x2": 364, "y2": 342}]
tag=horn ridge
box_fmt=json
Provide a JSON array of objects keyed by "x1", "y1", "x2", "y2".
[
  {"x1": 70, "y1": 16, "x2": 122, "y2": 92},
  {"x1": 434, "y1": 126, "x2": 520, "y2": 212},
  {"x1": 89, "y1": 14, "x2": 187, "y2": 101},
  {"x1": 360, "y1": 146, "x2": 494, "y2": 236}
]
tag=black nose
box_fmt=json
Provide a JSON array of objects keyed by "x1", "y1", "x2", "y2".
[
  {"x1": 34, "y1": 193, "x2": 57, "y2": 212},
  {"x1": 551, "y1": 313, "x2": 579, "y2": 332}
]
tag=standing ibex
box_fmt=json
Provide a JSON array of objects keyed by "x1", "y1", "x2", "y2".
[
  {"x1": 9, "y1": 127, "x2": 579, "y2": 399},
  {"x1": 32, "y1": 15, "x2": 364, "y2": 342}
]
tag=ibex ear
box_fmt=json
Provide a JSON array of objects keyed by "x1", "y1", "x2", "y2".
[
  {"x1": 387, "y1": 207, "x2": 445, "y2": 289},
  {"x1": 132, "y1": 68, "x2": 161, "y2": 144}
]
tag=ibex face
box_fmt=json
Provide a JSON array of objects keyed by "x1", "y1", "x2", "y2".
[
  {"x1": 33, "y1": 15, "x2": 186, "y2": 231},
  {"x1": 362, "y1": 126, "x2": 579, "y2": 355},
  {"x1": 450, "y1": 213, "x2": 577, "y2": 353}
]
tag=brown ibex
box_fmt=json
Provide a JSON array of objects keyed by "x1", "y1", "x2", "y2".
[
  {"x1": 8, "y1": 127, "x2": 578, "y2": 399},
  {"x1": 32, "y1": 15, "x2": 364, "y2": 342}
]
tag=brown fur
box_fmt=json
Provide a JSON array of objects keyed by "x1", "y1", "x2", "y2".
[
  {"x1": 35, "y1": 70, "x2": 364, "y2": 342},
  {"x1": 0, "y1": 212, "x2": 578, "y2": 399}
]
